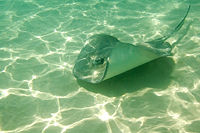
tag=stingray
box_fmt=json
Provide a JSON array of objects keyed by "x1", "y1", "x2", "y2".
[{"x1": 73, "y1": 3, "x2": 191, "y2": 84}]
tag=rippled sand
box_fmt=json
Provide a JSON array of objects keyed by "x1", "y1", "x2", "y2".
[{"x1": 0, "y1": 0, "x2": 200, "y2": 133}]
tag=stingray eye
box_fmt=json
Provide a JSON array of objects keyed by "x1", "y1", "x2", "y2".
[{"x1": 93, "y1": 57, "x2": 104, "y2": 65}]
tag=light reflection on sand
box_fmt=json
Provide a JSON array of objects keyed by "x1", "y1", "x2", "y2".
[{"x1": 0, "y1": 0, "x2": 200, "y2": 133}]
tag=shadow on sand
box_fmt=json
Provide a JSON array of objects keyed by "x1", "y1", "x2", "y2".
[{"x1": 77, "y1": 57, "x2": 175, "y2": 97}]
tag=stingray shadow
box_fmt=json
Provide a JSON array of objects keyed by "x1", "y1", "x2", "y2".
[{"x1": 77, "y1": 57, "x2": 175, "y2": 97}]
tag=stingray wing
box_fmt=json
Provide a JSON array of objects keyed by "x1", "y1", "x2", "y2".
[{"x1": 73, "y1": 34, "x2": 118, "y2": 83}]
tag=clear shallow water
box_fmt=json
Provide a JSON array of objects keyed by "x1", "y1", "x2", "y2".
[{"x1": 0, "y1": 0, "x2": 200, "y2": 133}]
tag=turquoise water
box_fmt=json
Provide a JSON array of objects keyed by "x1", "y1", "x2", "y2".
[{"x1": 0, "y1": 0, "x2": 200, "y2": 133}]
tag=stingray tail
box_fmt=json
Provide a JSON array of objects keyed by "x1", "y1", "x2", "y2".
[
  {"x1": 147, "y1": 0, "x2": 191, "y2": 44},
  {"x1": 162, "y1": 1, "x2": 191, "y2": 41}
]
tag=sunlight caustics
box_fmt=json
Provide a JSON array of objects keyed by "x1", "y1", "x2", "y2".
[{"x1": 0, "y1": 0, "x2": 200, "y2": 133}]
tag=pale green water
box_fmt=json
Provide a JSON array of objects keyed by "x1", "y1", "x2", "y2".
[{"x1": 0, "y1": 0, "x2": 200, "y2": 133}]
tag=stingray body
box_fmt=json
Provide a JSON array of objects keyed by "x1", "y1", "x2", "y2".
[
  {"x1": 73, "y1": 34, "x2": 172, "y2": 83},
  {"x1": 73, "y1": 3, "x2": 190, "y2": 84}
]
